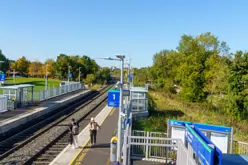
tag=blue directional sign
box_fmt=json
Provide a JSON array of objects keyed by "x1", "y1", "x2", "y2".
[
  {"x1": 185, "y1": 124, "x2": 215, "y2": 165},
  {"x1": 108, "y1": 90, "x2": 120, "y2": 108},
  {"x1": 69, "y1": 74, "x2": 72, "y2": 78},
  {"x1": 129, "y1": 75, "x2": 134, "y2": 80},
  {"x1": 0, "y1": 74, "x2": 6, "y2": 82}
]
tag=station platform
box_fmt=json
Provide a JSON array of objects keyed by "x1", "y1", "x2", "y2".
[
  {"x1": 50, "y1": 106, "x2": 165, "y2": 165},
  {"x1": 0, "y1": 89, "x2": 90, "y2": 134},
  {"x1": 49, "y1": 105, "x2": 115, "y2": 165}
]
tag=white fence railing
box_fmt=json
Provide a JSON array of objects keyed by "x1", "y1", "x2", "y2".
[
  {"x1": 33, "y1": 83, "x2": 83, "y2": 102},
  {"x1": 0, "y1": 95, "x2": 8, "y2": 113},
  {"x1": 233, "y1": 140, "x2": 248, "y2": 155}
]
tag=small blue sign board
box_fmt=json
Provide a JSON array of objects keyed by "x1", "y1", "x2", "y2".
[
  {"x1": 69, "y1": 74, "x2": 72, "y2": 78},
  {"x1": 108, "y1": 90, "x2": 120, "y2": 108},
  {"x1": 0, "y1": 74, "x2": 6, "y2": 82},
  {"x1": 185, "y1": 124, "x2": 215, "y2": 165}
]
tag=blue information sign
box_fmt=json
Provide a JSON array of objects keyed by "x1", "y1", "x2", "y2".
[
  {"x1": 108, "y1": 90, "x2": 120, "y2": 108},
  {"x1": 69, "y1": 74, "x2": 72, "y2": 78},
  {"x1": 185, "y1": 124, "x2": 214, "y2": 165},
  {"x1": 0, "y1": 74, "x2": 6, "y2": 82}
]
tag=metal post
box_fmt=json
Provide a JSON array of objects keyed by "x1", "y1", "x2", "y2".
[
  {"x1": 117, "y1": 57, "x2": 124, "y2": 164},
  {"x1": 68, "y1": 66, "x2": 70, "y2": 84},
  {"x1": 68, "y1": 66, "x2": 71, "y2": 92},
  {"x1": 79, "y1": 67, "x2": 81, "y2": 83},
  {"x1": 13, "y1": 69, "x2": 16, "y2": 83},
  {"x1": 45, "y1": 65, "x2": 48, "y2": 90}
]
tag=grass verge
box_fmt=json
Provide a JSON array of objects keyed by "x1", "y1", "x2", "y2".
[
  {"x1": 133, "y1": 90, "x2": 248, "y2": 142},
  {"x1": 1, "y1": 78, "x2": 61, "y2": 92}
]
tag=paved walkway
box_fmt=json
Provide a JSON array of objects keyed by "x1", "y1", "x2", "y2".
[
  {"x1": 49, "y1": 106, "x2": 114, "y2": 165},
  {"x1": 77, "y1": 108, "x2": 118, "y2": 165},
  {"x1": 0, "y1": 89, "x2": 89, "y2": 123}
]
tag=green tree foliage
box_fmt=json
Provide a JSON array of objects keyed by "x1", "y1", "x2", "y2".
[
  {"x1": 0, "y1": 50, "x2": 10, "y2": 73},
  {"x1": 13, "y1": 56, "x2": 30, "y2": 76},
  {"x1": 85, "y1": 74, "x2": 96, "y2": 85},
  {"x1": 227, "y1": 51, "x2": 248, "y2": 120},
  {"x1": 134, "y1": 32, "x2": 248, "y2": 119}
]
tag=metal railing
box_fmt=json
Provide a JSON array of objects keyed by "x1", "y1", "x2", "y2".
[
  {"x1": 0, "y1": 95, "x2": 7, "y2": 113},
  {"x1": 123, "y1": 119, "x2": 196, "y2": 165},
  {"x1": 33, "y1": 83, "x2": 83, "y2": 102},
  {"x1": 233, "y1": 140, "x2": 248, "y2": 155}
]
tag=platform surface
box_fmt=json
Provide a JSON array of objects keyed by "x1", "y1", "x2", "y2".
[
  {"x1": 222, "y1": 154, "x2": 248, "y2": 165},
  {"x1": 49, "y1": 105, "x2": 114, "y2": 165},
  {"x1": 0, "y1": 89, "x2": 88, "y2": 124}
]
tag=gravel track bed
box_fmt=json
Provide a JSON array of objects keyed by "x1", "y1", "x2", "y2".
[{"x1": 0, "y1": 87, "x2": 109, "y2": 165}]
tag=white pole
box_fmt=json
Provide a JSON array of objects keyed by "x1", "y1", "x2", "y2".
[
  {"x1": 79, "y1": 67, "x2": 81, "y2": 83},
  {"x1": 13, "y1": 69, "x2": 16, "y2": 83},
  {"x1": 45, "y1": 65, "x2": 48, "y2": 90},
  {"x1": 117, "y1": 57, "x2": 124, "y2": 164}
]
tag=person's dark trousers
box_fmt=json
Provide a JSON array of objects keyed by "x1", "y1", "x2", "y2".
[
  {"x1": 69, "y1": 133, "x2": 73, "y2": 145},
  {"x1": 90, "y1": 130, "x2": 97, "y2": 144}
]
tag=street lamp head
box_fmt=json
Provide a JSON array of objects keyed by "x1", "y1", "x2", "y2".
[{"x1": 116, "y1": 55, "x2": 125, "y2": 60}]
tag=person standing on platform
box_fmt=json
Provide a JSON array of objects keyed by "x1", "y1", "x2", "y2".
[
  {"x1": 69, "y1": 118, "x2": 79, "y2": 149},
  {"x1": 89, "y1": 117, "x2": 101, "y2": 145}
]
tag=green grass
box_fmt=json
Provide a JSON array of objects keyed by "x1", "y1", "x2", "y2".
[
  {"x1": 133, "y1": 90, "x2": 248, "y2": 142},
  {"x1": 2, "y1": 78, "x2": 61, "y2": 92}
]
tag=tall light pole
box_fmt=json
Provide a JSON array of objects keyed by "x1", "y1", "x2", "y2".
[
  {"x1": 45, "y1": 64, "x2": 48, "y2": 90},
  {"x1": 79, "y1": 67, "x2": 81, "y2": 83},
  {"x1": 97, "y1": 55, "x2": 125, "y2": 164},
  {"x1": 68, "y1": 66, "x2": 71, "y2": 84}
]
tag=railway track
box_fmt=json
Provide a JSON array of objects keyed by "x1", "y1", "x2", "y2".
[{"x1": 0, "y1": 85, "x2": 112, "y2": 165}]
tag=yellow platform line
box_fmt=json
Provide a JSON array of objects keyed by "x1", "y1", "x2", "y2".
[{"x1": 70, "y1": 108, "x2": 115, "y2": 165}]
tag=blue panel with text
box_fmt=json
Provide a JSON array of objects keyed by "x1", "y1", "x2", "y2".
[{"x1": 108, "y1": 90, "x2": 120, "y2": 108}]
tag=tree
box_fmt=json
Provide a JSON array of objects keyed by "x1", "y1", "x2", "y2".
[
  {"x1": 227, "y1": 51, "x2": 248, "y2": 120},
  {"x1": 0, "y1": 49, "x2": 10, "y2": 73},
  {"x1": 42, "y1": 59, "x2": 56, "y2": 78},
  {"x1": 13, "y1": 56, "x2": 30, "y2": 76},
  {"x1": 85, "y1": 74, "x2": 96, "y2": 85},
  {"x1": 29, "y1": 61, "x2": 43, "y2": 77}
]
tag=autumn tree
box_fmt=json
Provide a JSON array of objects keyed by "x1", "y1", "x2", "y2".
[
  {"x1": 29, "y1": 61, "x2": 43, "y2": 77},
  {"x1": 13, "y1": 56, "x2": 30, "y2": 76},
  {"x1": 42, "y1": 59, "x2": 56, "y2": 78}
]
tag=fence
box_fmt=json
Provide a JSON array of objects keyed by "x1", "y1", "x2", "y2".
[
  {"x1": 233, "y1": 140, "x2": 248, "y2": 155},
  {"x1": 0, "y1": 95, "x2": 8, "y2": 113},
  {"x1": 33, "y1": 83, "x2": 82, "y2": 102}
]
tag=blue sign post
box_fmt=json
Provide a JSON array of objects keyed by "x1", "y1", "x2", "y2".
[
  {"x1": 0, "y1": 74, "x2": 6, "y2": 82},
  {"x1": 69, "y1": 73, "x2": 72, "y2": 78}
]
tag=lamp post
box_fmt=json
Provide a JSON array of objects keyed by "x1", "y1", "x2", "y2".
[
  {"x1": 97, "y1": 55, "x2": 125, "y2": 164},
  {"x1": 68, "y1": 66, "x2": 71, "y2": 84},
  {"x1": 79, "y1": 67, "x2": 81, "y2": 83},
  {"x1": 45, "y1": 64, "x2": 48, "y2": 90}
]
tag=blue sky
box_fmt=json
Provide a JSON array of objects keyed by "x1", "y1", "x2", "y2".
[{"x1": 0, "y1": 0, "x2": 248, "y2": 68}]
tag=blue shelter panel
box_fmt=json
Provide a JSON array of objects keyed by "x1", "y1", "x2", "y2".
[{"x1": 193, "y1": 123, "x2": 232, "y2": 133}]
